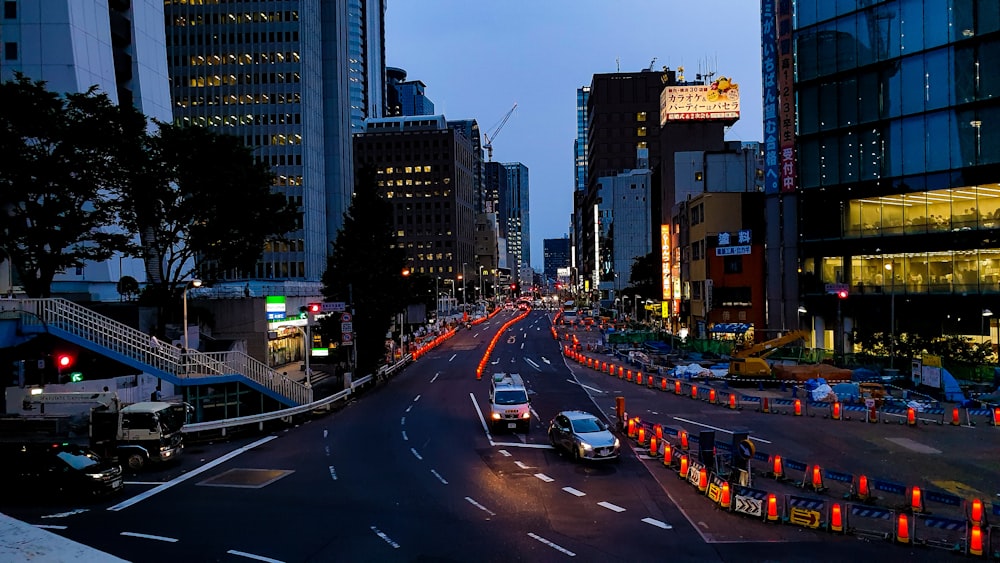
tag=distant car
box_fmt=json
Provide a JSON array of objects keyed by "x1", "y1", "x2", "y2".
[{"x1": 548, "y1": 410, "x2": 620, "y2": 462}]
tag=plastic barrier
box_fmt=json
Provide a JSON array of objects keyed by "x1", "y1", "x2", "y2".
[
  {"x1": 785, "y1": 494, "x2": 826, "y2": 529},
  {"x1": 731, "y1": 486, "x2": 769, "y2": 520}
]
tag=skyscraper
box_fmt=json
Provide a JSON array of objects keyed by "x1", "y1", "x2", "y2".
[
  {"x1": 543, "y1": 237, "x2": 570, "y2": 286},
  {"x1": 490, "y1": 162, "x2": 529, "y2": 287},
  {"x1": 0, "y1": 0, "x2": 171, "y2": 300}
]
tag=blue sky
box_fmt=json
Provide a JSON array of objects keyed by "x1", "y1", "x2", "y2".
[{"x1": 385, "y1": 1, "x2": 764, "y2": 270}]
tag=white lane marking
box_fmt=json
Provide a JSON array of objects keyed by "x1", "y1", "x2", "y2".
[
  {"x1": 491, "y1": 359, "x2": 500, "y2": 365},
  {"x1": 401, "y1": 416, "x2": 406, "y2": 425},
  {"x1": 672, "y1": 416, "x2": 772, "y2": 444},
  {"x1": 405, "y1": 405, "x2": 413, "y2": 413},
  {"x1": 414, "y1": 394, "x2": 421, "y2": 402},
  {"x1": 410, "y1": 448, "x2": 423, "y2": 461},
  {"x1": 108, "y1": 435, "x2": 277, "y2": 512},
  {"x1": 449, "y1": 354, "x2": 457, "y2": 362},
  {"x1": 41, "y1": 509, "x2": 88, "y2": 519},
  {"x1": 498, "y1": 449, "x2": 511, "y2": 457},
  {"x1": 493, "y1": 442, "x2": 553, "y2": 449},
  {"x1": 642, "y1": 517, "x2": 673, "y2": 530},
  {"x1": 534, "y1": 473, "x2": 554, "y2": 483},
  {"x1": 524, "y1": 358, "x2": 541, "y2": 371},
  {"x1": 329, "y1": 466, "x2": 337, "y2": 480},
  {"x1": 470, "y1": 392, "x2": 493, "y2": 442},
  {"x1": 514, "y1": 461, "x2": 530, "y2": 469},
  {"x1": 430, "y1": 372, "x2": 440, "y2": 383},
  {"x1": 370, "y1": 526, "x2": 400, "y2": 549},
  {"x1": 562, "y1": 487, "x2": 586, "y2": 497},
  {"x1": 520, "y1": 343, "x2": 525, "y2": 349},
  {"x1": 474, "y1": 333, "x2": 480, "y2": 338},
  {"x1": 528, "y1": 532, "x2": 576, "y2": 557},
  {"x1": 597, "y1": 501, "x2": 626, "y2": 513},
  {"x1": 465, "y1": 496, "x2": 496, "y2": 516},
  {"x1": 121, "y1": 531, "x2": 178, "y2": 542},
  {"x1": 227, "y1": 549, "x2": 285, "y2": 563},
  {"x1": 402, "y1": 430, "x2": 408, "y2": 441},
  {"x1": 123, "y1": 481, "x2": 164, "y2": 486},
  {"x1": 885, "y1": 437, "x2": 942, "y2": 454},
  {"x1": 35, "y1": 525, "x2": 67, "y2": 530},
  {"x1": 430, "y1": 469, "x2": 449, "y2": 484},
  {"x1": 324, "y1": 445, "x2": 330, "y2": 457},
  {"x1": 566, "y1": 379, "x2": 605, "y2": 394},
  {"x1": 323, "y1": 429, "x2": 328, "y2": 438},
  {"x1": 541, "y1": 356, "x2": 551, "y2": 364}
]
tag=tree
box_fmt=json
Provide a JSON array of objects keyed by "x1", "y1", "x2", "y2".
[
  {"x1": 626, "y1": 252, "x2": 663, "y2": 300},
  {"x1": 114, "y1": 122, "x2": 296, "y2": 312},
  {"x1": 0, "y1": 75, "x2": 133, "y2": 297},
  {"x1": 318, "y1": 166, "x2": 409, "y2": 375}
]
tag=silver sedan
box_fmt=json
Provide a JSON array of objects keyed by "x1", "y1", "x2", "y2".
[{"x1": 548, "y1": 410, "x2": 621, "y2": 462}]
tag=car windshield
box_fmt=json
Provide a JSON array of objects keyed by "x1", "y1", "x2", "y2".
[
  {"x1": 55, "y1": 449, "x2": 101, "y2": 471},
  {"x1": 157, "y1": 404, "x2": 189, "y2": 434},
  {"x1": 494, "y1": 390, "x2": 528, "y2": 405},
  {"x1": 571, "y1": 417, "x2": 606, "y2": 433}
]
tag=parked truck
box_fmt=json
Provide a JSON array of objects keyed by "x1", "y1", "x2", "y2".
[{"x1": 1, "y1": 391, "x2": 188, "y2": 471}]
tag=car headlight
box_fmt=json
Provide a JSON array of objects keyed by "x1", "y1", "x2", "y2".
[
  {"x1": 614, "y1": 438, "x2": 620, "y2": 448},
  {"x1": 491, "y1": 412, "x2": 501, "y2": 420},
  {"x1": 520, "y1": 412, "x2": 530, "y2": 419},
  {"x1": 580, "y1": 440, "x2": 593, "y2": 451}
]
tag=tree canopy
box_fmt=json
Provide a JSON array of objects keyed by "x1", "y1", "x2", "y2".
[{"x1": 318, "y1": 166, "x2": 409, "y2": 375}]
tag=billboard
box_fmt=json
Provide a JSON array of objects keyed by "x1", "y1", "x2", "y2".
[
  {"x1": 761, "y1": 0, "x2": 780, "y2": 194},
  {"x1": 660, "y1": 79, "x2": 740, "y2": 124}
]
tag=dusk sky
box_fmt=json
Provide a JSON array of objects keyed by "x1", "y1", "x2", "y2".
[{"x1": 385, "y1": 1, "x2": 764, "y2": 270}]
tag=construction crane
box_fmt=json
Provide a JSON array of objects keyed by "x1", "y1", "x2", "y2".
[{"x1": 484, "y1": 103, "x2": 517, "y2": 162}]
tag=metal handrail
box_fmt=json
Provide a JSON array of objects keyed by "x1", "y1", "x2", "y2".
[{"x1": 3, "y1": 298, "x2": 311, "y2": 405}]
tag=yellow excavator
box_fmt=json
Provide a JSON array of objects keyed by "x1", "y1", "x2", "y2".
[{"x1": 728, "y1": 330, "x2": 809, "y2": 379}]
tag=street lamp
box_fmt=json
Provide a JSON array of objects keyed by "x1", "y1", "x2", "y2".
[
  {"x1": 983, "y1": 309, "x2": 993, "y2": 345},
  {"x1": 885, "y1": 263, "x2": 894, "y2": 369},
  {"x1": 635, "y1": 294, "x2": 641, "y2": 323},
  {"x1": 461, "y1": 262, "x2": 467, "y2": 310},
  {"x1": 182, "y1": 279, "x2": 202, "y2": 352}
]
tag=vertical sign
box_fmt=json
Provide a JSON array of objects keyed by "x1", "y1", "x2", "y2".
[
  {"x1": 661, "y1": 224, "x2": 671, "y2": 301},
  {"x1": 776, "y1": 0, "x2": 797, "y2": 193},
  {"x1": 265, "y1": 295, "x2": 286, "y2": 321},
  {"x1": 760, "y1": 0, "x2": 780, "y2": 195}
]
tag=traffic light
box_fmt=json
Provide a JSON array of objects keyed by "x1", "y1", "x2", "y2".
[
  {"x1": 837, "y1": 289, "x2": 848, "y2": 299},
  {"x1": 308, "y1": 303, "x2": 321, "y2": 314},
  {"x1": 56, "y1": 354, "x2": 74, "y2": 370}
]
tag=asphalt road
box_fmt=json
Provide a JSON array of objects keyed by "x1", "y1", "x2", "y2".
[{"x1": 0, "y1": 309, "x2": 965, "y2": 561}]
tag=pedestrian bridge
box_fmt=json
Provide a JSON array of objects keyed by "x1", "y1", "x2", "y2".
[{"x1": 0, "y1": 298, "x2": 311, "y2": 407}]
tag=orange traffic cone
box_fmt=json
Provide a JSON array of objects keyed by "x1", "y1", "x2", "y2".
[
  {"x1": 662, "y1": 442, "x2": 672, "y2": 467},
  {"x1": 761, "y1": 397, "x2": 770, "y2": 413},
  {"x1": 627, "y1": 418, "x2": 636, "y2": 438},
  {"x1": 907, "y1": 407, "x2": 917, "y2": 426},
  {"x1": 969, "y1": 498, "x2": 985, "y2": 526},
  {"x1": 728, "y1": 393, "x2": 737, "y2": 410},
  {"x1": 993, "y1": 407, "x2": 1000, "y2": 426},
  {"x1": 638, "y1": 426, "x2": 647, "y2": 446},
  {"x1": 697, "y1": 467, "x2": 708, "y2": 492},
  {"x1": 854, "y1": 474, "x2": 870, "y2": 501},
  {"x1": 770, "y1": 455, "x2": 784, "y2": 480},
  {"x1": 832, "y1": 401, "x2": 842, "y2": 420},
  {"x1": 674, "y1": 380, "x2": 682, "y2": 395},
  {"x1": 649, "y1": 435, "x2": 658, "y2": 457},
  {"x1": 691, "y1": 385, "x2": 699, "y2": 400},
  {"x1": 896, "y1": 513, "x2": 910, "y2": 544},
  {"x1": 809, "y1": 465, "x2": 825, "y2": 492},
  {"x1": 766, "y1": 494, "x2": 780, "y2": 522},
  {"x1": 951, "y1": 407, "x2": 960, "y2": 426},
  {"x1": 654, "y1": 424, "x2": 663, "y2": 440},
  {"x1": 909, "y1": 486, "x2": 924, "y2": 513},
  {"x1": 678, "y1": 454, "x2": 689, "y2": 478},
  {"x1": 829, "y1": 503, "x2": 844, "y2": 533},
  {"x1": 793, "y1": 399, "x2": 802, "y2": 416},
  {"x1": 719, "y1": 482, "x2": 732, "y2": 509},
  {"x1": 709, "y1": 389, "x2": 717, "y2": 404},
  {"x1": 969, "y1": 525, "x2": 984, "y2": 556},
  {"x1": 679, "y1": 430, "x2": 689, "y2": 451},
  {"x1": 660, "y1": 377, "x2": 667, "y2": 391}
]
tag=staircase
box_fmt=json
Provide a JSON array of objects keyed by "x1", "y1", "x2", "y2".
[{"x1": 1, "y1": 298, "x2": 312, "y2": 407}]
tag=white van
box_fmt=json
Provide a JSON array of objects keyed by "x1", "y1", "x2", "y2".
[{"x1": 488, "y1": 373, "x2": 531, "y2": 433}]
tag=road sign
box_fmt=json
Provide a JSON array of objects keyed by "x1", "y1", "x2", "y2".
[
  {"x1": 737, "y1": 439, "x2": 756, "y2": 461},
  {"x1": 341, "y1": 333, "x2": 353, "y2": 344},
  {"x1": 321, "y1": 302, "x2": 346, "y2": 313},
  {"x1": 788, "y1": 507, "x2": 821, "y2": 528},
  {"x1": 341, "y1": 322, "x2": 353, "y2": 333},
  {"x1": 733, "y1": 495, "x2": 763, "y2": 517},
  {"x1": 341, "y1": 312, "x2": 352, "y2": 322},
  {"x1": 824, "y1": 283, "x2": 849, "y2": 294}
]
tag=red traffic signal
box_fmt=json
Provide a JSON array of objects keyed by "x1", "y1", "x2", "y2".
[
  {"x1": 308, "y1": 303, "x2": 321, "y2": 313},
  {"x1": 837, "y1": 290, "x2": 848, "y2": 299},
  {"x1": 56, "y1": 354, "x2": 74, "y2": 369}
]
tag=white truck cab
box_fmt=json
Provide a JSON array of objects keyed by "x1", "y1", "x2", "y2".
[{"x1": 489, "y1": 373, "x2": 531, "y2": 433}]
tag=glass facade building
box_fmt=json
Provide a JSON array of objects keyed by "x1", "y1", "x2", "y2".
[{"x1": 793, "y1": 1, "x2": 1000, "y2": 337}]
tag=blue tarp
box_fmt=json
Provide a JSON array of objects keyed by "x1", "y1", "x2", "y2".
[
  {"x1": 941, "y1": 368, "x2": 965, "y2": 402},
  {"x1": 709, "y1": 323, "x2": 752, "y2": 334},
  {"x1": 643, "y1": 341, "x2": 672, "y2": 354}
]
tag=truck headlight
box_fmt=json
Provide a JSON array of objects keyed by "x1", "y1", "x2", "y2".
[{"x1": 491, "y1": 412, "x2": 501, "y2": 420}]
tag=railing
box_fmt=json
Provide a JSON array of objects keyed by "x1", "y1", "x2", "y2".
[{"x1": 1, "y1": 298, "x2": 312, "y2": 406}]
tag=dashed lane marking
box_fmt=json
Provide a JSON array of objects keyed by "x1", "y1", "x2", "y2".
[
  {"x1": 465, "y1": 496, "x2": 497, "y2": 516},
  {"x1": 370, "y1": 526, "x2": 400, "y2": 549},
  {"x1": 534, "y1": 473, "x2": 555, "y2": 483},
  {"x1": 562, "y1": 487, "x2": 586, "y2": 497},
  {"x1": 430, "y1": 469, "x2": 449, "y2": 484},
  {"x1": 528, "y1": 533, "x2": 576, "y2": 557},
  {"x1": 597, "y1": 501, "x2": 626, "y2": 513},
  {"x1": 227, "y1": 549, "x2": 285, "y2": 563},
  {"x1": 410, "y1": 448, "x2": 423, "y2": 460},
  {"x1": 642, "y1": 517, "x2": 673, "y2": 530},
  {"x1": 120, "y1": 532, "x2": 178, "y2": 542}
]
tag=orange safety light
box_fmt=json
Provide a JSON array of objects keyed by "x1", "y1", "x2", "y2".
[
  {"x1": 654, "y1": 424, "x2": 663, "y2": 440},
  {"x1": 476, "y1": 367, "x2": 482, "y2": 380},
  {"x1": 626, "y1": 369, "x2": 632, "y2": 381},
  {"x1": 993, "y1": 407, "x2": 1000, "y2": 426},
  {"x1": 661, "y1": 377, "x2": 667, "y2": 391},
  {"x1": 618, "y1": 366, "x2": 624, "y2": 378},
  {"x1": 679, "y1": 430, "x2": 689, "y2": 451},
  {"x1": 830, "y1": 503, "x2": 844, "y2": 533},
  {"x1": 662, "y1": 442, "x2": 672, "y2": 467},
  {"x1": 771, "y1": 455, "x2": 784, "y2": 479},
  {"x1": 638, "y1": 426, "x2": 647, "y2": 446},
  {"x1": 909, "y1": 486, "x2": 924, "y2": 513},
  {"x1": 678, "y1": 454, "x2": 689, "y2": 477},
  {"x1": 896, "y1": 513, "x2": 910, "y2": 544},
  {"x1": 855, "y1": 474, "x2": 870, "y2": 501},
  {"x1": 970, "y1": 498, "x2": 984, "y2": 525},
  {"x1": 794, "y1": 399, "x2": 802, "y2": 416},
  {"x1": 697, "y1": 467, "x2": 708, "y2": 492},
  {"x1": 951, "y1": 407, "x2": 960, "y2": 426},
  {"x1": 728, "y1": 393, "x2": 737, "y2": 410},
  {"x1": 709, "y1": 388, "x2": 717, "y2": 404},
  {"x1": 649, "y1": 435, "x2": 658, "y2": 457},
  {"x1": 674, "y1": 380, "x2": 682, "y2": 395},
  {"x1": 907, "y1": 407, "x2": 917, "y2": 426},
  {"x1": 832, "y1": 401, "x2": 842, "y2": 420},
  {"x1": 761, "y1": 397, "x2": 770, "y2": 413},
  {"x1": 766, "y1": 494, "x2": 780, "y2": 522},
  {"x1": 970, "y1": 525, "x2": 984, "y2": 556},
  {"x1": 811, "y1": 465, "x2": 824, "y2": 491},
  {"x1": 627, "y1": 418, "x2": 636, "y2": 438},
  {"x1": 691, "y1": 385, "x2": 699, "y2": 400},
  {"x1": 719, "y1": 482, "x2": 732, "y2": 509}
]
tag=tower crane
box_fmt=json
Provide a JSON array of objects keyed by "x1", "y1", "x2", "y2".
[{"x1": 484, "y1": 103, "x2": 517, "y2": 161}]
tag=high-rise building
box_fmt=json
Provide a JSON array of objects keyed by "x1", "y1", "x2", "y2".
[
  {"x1": 164, "y1": 0, "x2": 385, "y2": 283},
  {"x1": 770, "y1": 1, "x2": 1000, "y2": 350},
  {"x1": 385, "y1": 68, "x2": 434, "y2": 117},
  {"x1": 353, "y1": 115, "x2": 476, "y2": 285},
  {"x1": 0, "y1": 0, "x2": 171, "y2": 300},
  {"x1": 570, "y1": 86, "x2": 590, "y2": 294},
  {"x1": 488, "y1": 162, "x2": 530, "y2": 287},
  {"x1": 543, "y1": 237, "x2": 570, "y2": 286},
  {"x1": 595, "y1": 169, "x2": 653, "y2": 300}
]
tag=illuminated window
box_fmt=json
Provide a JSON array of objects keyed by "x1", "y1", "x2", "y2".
[
  {"x1": 405, "y1": 166, "x2": 413, "y2": 173},
  {"x1": 386, "y1": 167, "x2": 394, "y2": 174},
  {"x1": 637, "y1": 127, "x2": 647, "y2": 137},
  {"x1": 637, "y1": 112, "x2": 647, "y2": 122}
]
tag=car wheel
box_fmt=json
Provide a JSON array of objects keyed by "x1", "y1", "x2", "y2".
[
  {"x1": 572, "y1": 446, "x2": 581, "y2": 462},
  {"x1": 126, "y1": 452, "x2": 146, "y2": 471}
]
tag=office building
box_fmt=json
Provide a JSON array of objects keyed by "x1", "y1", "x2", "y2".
[
  {"x1": 386, "y1": 66, "x2": 434, "y2": 116},
  {"x1": 543, "y1": 237, "x2": 570, "y2": 287},
  {"x1": 595, "y1": 169, "x2": 653, "y2": 302},
  {"x1": 0, "y1": 0, "x2": 171, "y2": 300},
  {"x1": 768, "y1": 1, "x2": 1000, "y2": 350},
  {"x1": 487, "y1": 162, "x2": 530, "y2": 287}
]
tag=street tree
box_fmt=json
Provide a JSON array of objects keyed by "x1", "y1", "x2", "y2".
[
  {"x1": 0, "y1": 74, "x2": 134, "y2": 297},
  {"x1": 115, "y1": 122, "x2": 295, "y2": 312},
  {"x1": 627, "y1": 252, "x2": 663, "y2": 300},
  {"x1": 319, "y1": 166, "x2": 409, "y2": 376}
]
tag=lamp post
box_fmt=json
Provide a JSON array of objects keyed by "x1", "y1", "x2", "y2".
[
  {"x1": 797, "y1": 305, "x2": 807, "y2": 329},
  {"x1": 478, "y1": 265, "x2": 484, "y2": 307},
  {"x1": 635, "y1": 295, "x2": 642, "y2": 323},
  {"x1": 885, "y1": 263, "x2": 894, "y2": 369},
  {"x1": 182, "y1": 279, "x2": 202, "y2": 352},
  {"x1": 461, "y1": 262, "x2": 467, "y2": 310},
  {"x1": 983, "y1": 309, "x2": 993, "y2": 345}
]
